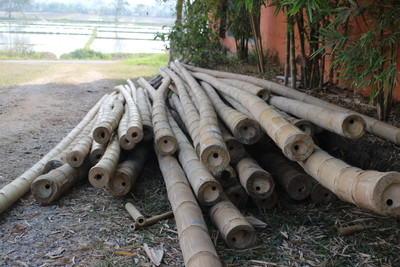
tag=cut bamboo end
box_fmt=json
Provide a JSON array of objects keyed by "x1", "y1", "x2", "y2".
[
  {"x1": 125, "y1": 202, "x2": 146, "y2": 226},
  {"x1": 282, "y1": 132, "x2": 314, "y2": 161},
  {"x1": 66, "y1": 151, "x2": 85, "y2": 168},
  {"x1": 89, "y1": 147, "x2": 105, "y2": 165},
  {"x1": 119, "y1": 135, "x2": 136, "y2": 151},
  {"x1": 256, "y1": 89, "x2": 270, "y2": 101},
  {"x1": 109, "y1": 172, "x2": 131, "y2": 196},
  {"x1": 234, "y1": 118, "x2": 261, "y2": 145},
  {"x1": 225, "y1": 183, "x2": 249, "y2": 209},
  {"x1": 252, "y1": 190, "x2": 278, "y2": 210},
  {"x1": 43, "y1": 159, "x2": 64, "y2": 174},
  {"x1": 311, "y1": 183, "x2": 337, "y2": 204},
  {"x1": 156, "y1": 135, "x2": 178, "y2": 156},
  {"x1": 225, "y1": 139, "x2": 245, "y2": 165},
  {"x1": 342, "y1": 114, "x2": 366, "y2": 139},
  {"x1": 88, "y1": 166, "x2": 111, "y2": 188},
  {"x1": 126, "y1": 126, "x2": 144, "y2": 143},
  {"x1": 284, "y1": 173, "x2": 313, "y2": 200},
  {"x1": 214, "y1": 165, "x2": 237, "y2": 188},
  {"x1": 198, "y1": 181, "x2": 223, "y2": 206},
  {"x1": 293, "y1": 119, "x2": 315, "y2": 137},
  {"x1": 93, "y1": 126, "x2": 111, "y2": 145},
  {"x1": 200, "y1": 145, "x2": 230, "y2": 174},
  {"x1": 31, "y1": 178, "x2": 56, "y2": 204},
  {"x1": 143, "y1": 125, "x2": 154, "y2": 142}
]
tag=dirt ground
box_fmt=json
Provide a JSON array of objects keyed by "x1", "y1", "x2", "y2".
[{"x1": 1, "y1": 62, "x2": 400, "y2": 266}]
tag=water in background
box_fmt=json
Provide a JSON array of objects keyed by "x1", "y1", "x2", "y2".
[{"x1": 0, "y1": 21, "x2": 170, "y2": 58}]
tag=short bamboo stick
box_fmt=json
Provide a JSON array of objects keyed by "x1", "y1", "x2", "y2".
[
  {"x1": 236, "y1": 157, "x2": 275, "y2": 199},
  {"x1": 219, "y1": 78, "x2": 270, "y2": 101},
  {"x1": 157, "y1": 153, "x2": 222, "y2": 267},
  {"x1": 209, "y1": 197, "x2": 256, "y2": 249},
  {"x1": 88, "y1": 134, "x2": 121, "y2": 188},
  {"x1": 108, "y1": 144, "x2": 149, "y2": 196},
  {"x1": 132, "y1": 211, "x2": 174, "y2": 230},
  {"x1": 125, "y1": 202, "x2": 146, "y2": 226}
]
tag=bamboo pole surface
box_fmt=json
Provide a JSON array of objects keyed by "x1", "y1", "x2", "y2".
[
  {"x1": 272, "y1": 107, "x2": 315, "y2": 137},
  {"x1": 117, "y1": 104, "x2": 136, "y2": 150},
  {"x1": 259, "y1": 152, "x2": 313, "y2": 200},
  {"x1": 236, "y1": 157, "x2": 275, "y2": 199},
  {"x1": 201, "y1": 81, "x2": 261, "y2": 145},
  {"x1": 298, "y1": 146, "x2": 400, "y2": 216},
  {"x1": 167, "y1": 109, "x2": 222, "y2": 205},
  {"x1": 209, "y1": 197, "x2": 256, "y2": 249},
  {"x1": 191, "y1": 72, "x2": 314, "y2": 161},
  {"x1": 0, "y1": 94, "x2": 107, "y2": 214},
  {"x1": 89, "y1": 134, "x2": 121, "y2": 188},
  {"x1": 183, "y1": 64, "x2": 400, "y2": 145},
  {"x1": 136, "y1": 87, "x2": 154, "y2": 141},
  {"x1": 125, "y1": 202, "x2": 146, "y2": 226},
  {"x1": 89, "y1": 141, "x2": 106, "y2": 165},
  {"x1": 31, "y1": 160, "x2": 90, "y2": 204},
  {"x1": 218, "y1": 78, "x2": 270, "y2": 101},
  {"x1": 269, "y1": 96, "x2": 366, "y2": 139},
  {"x1": 157, "y1": 153, "x2": 222, "y2": 267},
  {"x1": 219, "y1": 123, "x2": 245, "y2": 165},
  {"x1": 108, "y1": 144, "x2": 149, "y2": 196},
  {"x1": 173, "y1": 61, "x2": 230, "y2": 173}
]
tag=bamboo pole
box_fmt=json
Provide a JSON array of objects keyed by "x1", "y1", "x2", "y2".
[
  {"x1": 298, "y1": 146, "x2": 400, "y2": 216},
  {"x1": 201, "y1": 81, "x2": 261, "y2": 145},
  {"x1": 191, "y1": 72, "x2": 314, "y2": 161},
  {"x1": 125, "y1": 202, "x2": 146, "y2": 226},
  {"x1": 136, "y1": 87, "x2": 154, "y2": 141},
  {"x1": 156, "y1": 153, "x2": 222, "y2": 267},
  {"x1": 108, "y1": 144, "x2": 149, "y2": 196},
  {"x1": 89, "y1": 141, "x2": 106, "y2": 165},
  {"x1": 213, "y1": 164, "x2": 237, "y2": 188},
  {"x1": 117, "y1": 104, "x2": 136, "y2": 150},
  {"x1": 219, "y1": 123, "x2": 245, "y2": 165},
  {"x1": 167, "y1": 109, "x2": 222, "y2": 206},
  {"x1": 252, "y1": 190, "x2": 278, "y2": 210},
  {"x1": 183, "y1": 64, "x2": 400, "y2": 145},
  {"x1": 269, "y1": 96, "x2": 365, "y2": 139},
  {"x1": 311, "y1": 182, "x2": 337, "y2": 204},
  {"x1": 0, "y1": 95, "x2": 106, "y2": 214},
  {"x1": 93, "y1": 97, "x2": 124, "y2": 144},
  {"x1": 209, "y1": 197, "x2": 256, "y2": 249},
  {"x1": 173, "y1": 61, "x2": 230, "y2": 173},
  {"x1": 236, "y1": 157, "x2": 275, "y2": 199},
  {"x1": 225, "y1": 183, "x2": 249, "y2": 209},
  {"x1": 31, "y1": 160, "x2": 90, "y2": 204},
  {"x1": 88, "y1": 133, "x2": 120, "y2": 188},
  {"x1": 259, "y1": 152, "x2": 313, "y2": 200},
  {"x1": 218, "y1": 78, "x2": 270, "y2": 101}
]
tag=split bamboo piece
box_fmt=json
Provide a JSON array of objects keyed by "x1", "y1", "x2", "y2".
[
  {"x1": 158, "y1": 67, "x2": 201, "y2": 155},
  {"x1": 117, "y1": 104, "x2": 136, "y2": 150},
  {"x1": 183, "y1": 64, "x2": 400, "y2": 145},
  {"x1": 236, "y1": 157, "x2": 275, "y2": 199},
  {"x1": 31, "y1": 160, "x2": 90, "y2": 204},
  {"x1": 114, "y1": 85, "x2": 143, "y2": 143},
  {"x1": 219, "y1": 123, "x2": 245, "y2": 165},
  {"x1": 219, "y1": 78, "x2": 270, "y2": 101},
  {"x1": 191, "y1": 72, "x2": 314, "y2": 161},
  {"x1": 0, "y1": 95, "x2": 106, "y2": 214},
  {"x1": 89, "y1": 141, "x2": 106, "y2": 165},
  {"x1": 89, "y1": 134, "x2": 121, "y2": 188},
  {"x1": 125, "y1": 202, "x2": 146, "y2": 226},
  {"x1": 150, "y1": 71, "x2": 178, "y2": 156},
  {"x1": 225, "y1": 183, "x2": 249, "y2": 209},
  {"x1": 213, "y1": 165, "x2": 237, "y2": 188},
  {"x1": 173, "y1": 61, "x2": 230, "y2": 173},
  {"x1": 209, "y1": 197, "x2": 256, "y2": 249},
  {"x1": 108, "y1": 144, "x2": 149, "y2": 196},
  {"x1": 168, "y1": 109, "x2": 222, "y2": 205},
  {"x1": 298, "y1": 146, "x2": 400, "y2": 216},
  {"x1": 157, "y1": 153, "x2": 222, "y2": 267},
  {"x1": 252, "y1": 190, "x2": 278, "y2": 210},
  {"x1": 201, "y1": 81, "x2": 261, "y2": 145},
  {"x1": 269, "y1": 96, "x2": 365, "y2": 139},
  {"x1": 136, "y1": 87, "x2": 154, "y2": 141},
  {"x1": 311, "y1": 182, "x2": 337, "y2": 204},
  {"x1": 259, "y1": 152, "x2": 313, "y2": 200},
  {"x1": 93, "y1": 97, "x2": 124, "y2": 144}
]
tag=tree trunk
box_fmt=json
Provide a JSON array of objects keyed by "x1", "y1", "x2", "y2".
[
  {"x1": 296, "y1": 9, "x2": 307, "y2": 88},
  {"x1": 289, "y1": 16, "x2": 296, "y2": 89}
]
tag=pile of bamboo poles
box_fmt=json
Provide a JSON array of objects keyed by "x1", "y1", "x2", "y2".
[{"x1": 1, "y1": 60, "x2": 400, "y2": 266}]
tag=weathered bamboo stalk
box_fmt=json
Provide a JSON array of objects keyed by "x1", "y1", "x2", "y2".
[
  {"x1": 269, "y1": 96, "x2": 365, "y2": 139},
  {"x1": 225, "y1": 183, "x2": 249, "y2": 209},
  {"x1": 311, "y1": 182, "x2": 337, "y2": 204},
  {"x1": 168, "y1": 109, "x2": 222, "y2": 205},
  {"x1": 117, "y1": 104, "x2": 136, "y2": 150},
  {"x1": 219, "y1": 123, "x2": 245, "y2": 165},
  {"x1": 108, "y1": 144, "x2": 149, "y2": 196},
  {"x1": 259, "y1": 152, "x2": 313, "y2": 200},
  {"x1": 201, "y1": 81, "x2": 261, "y2": 145},
  {"x1": 157, "y1": 153, "x2": 222, "y2": 267},
  {"x1": 183, "y1": 64, "x2": 400, "y2": 145},
  {"x1": 252, "y1": 190, "x2": 278, "y2": 210},
  {"x1": 93, "y1": 96, "x2": 124, "y2": 144},
  {"x1": 88, "y1": 133, "x2": 120, "y2": 188},
  {"x1": 218, "y1": 78, "x2": 270, "y2": 101},
  {"x1": 209, "y1": 197, "x2": 256, "y2": 249},
  {"x1": 173, "y1": 62, "x2": 230, "y2": 173},
  {"x1": 125, "y1": 202, "x2": 146, "y2": 226},
  {"x1": 136, "y1": 87, "x2": 154, "y2": 141},
  {"x1": 89, "y1": 140, "x2": 106, "y2": 165},
  {"x1": 31, "y1": 160, "x2": 90, "y2": 204},
  {"x1": 0, "y1": 95, "x2": 107, "y2": 214},
  {"x1": 159, "y1": 67, "x2": 201, "y2": 154},
  {"x1": 236, "y1": 157, "x2": 275, "y2": 199},
  {"x1": 114, "y1": 85, "x2": 143, "y2": 143},
  {"x1": 191, "y1": 72, "x2": 314, "y2": 161},
  {"x1": 298, "y1": 146, "x2": 400, "y2": 216}
]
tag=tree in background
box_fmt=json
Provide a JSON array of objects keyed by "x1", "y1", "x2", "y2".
[
  {"x1": 0, "y1": 0, "x2": 33, "y2": 18},
  {"x1": 114, "y1": 0, "x2": 129, "y2": 22}
]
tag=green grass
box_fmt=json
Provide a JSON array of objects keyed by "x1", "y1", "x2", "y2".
[
  {"x1": 123, "y1": 53, "x2": 168, "y2": 67},
  {"x1": 0, "y1": 50, "x2": 57, "y2": 60}
]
